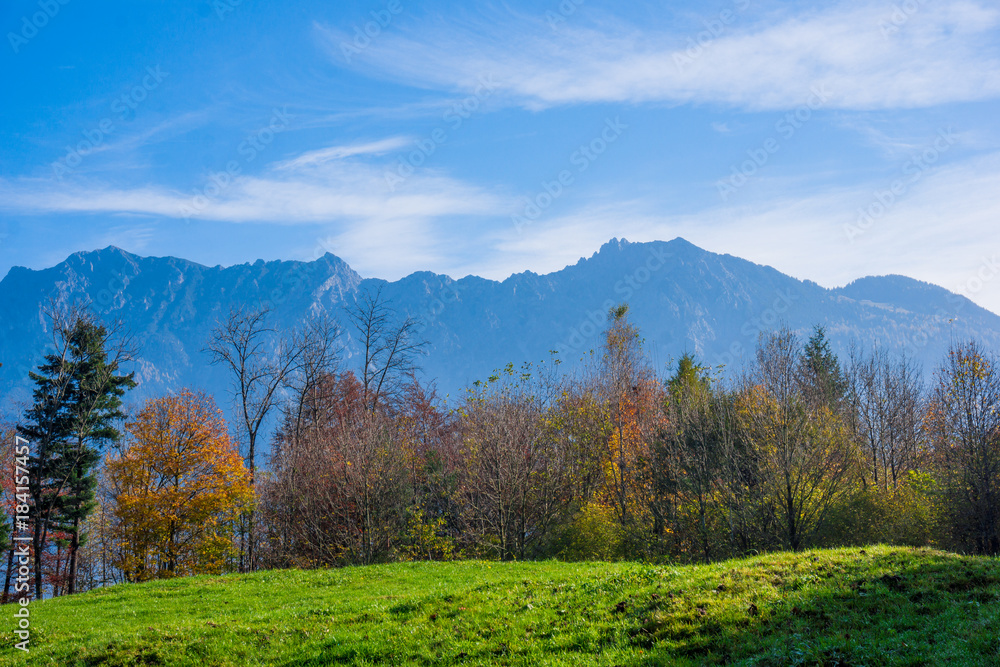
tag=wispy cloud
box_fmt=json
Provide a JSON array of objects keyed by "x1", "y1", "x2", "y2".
[
  {"x1": 1, "y1": 150, "x2": 505, "y2": 225},
  {"x1": 95, "y1": 111, "x2": 217, "y2": 159},
  {"x1": 273, "y1": 137, "x2": 411, "y2": 171},
  {"x1": 319, "y1": 1, "x2": 1000, "y2": 111},
  {"x1": 0, "y1": 144, "x2": 512, "y2": 280}
]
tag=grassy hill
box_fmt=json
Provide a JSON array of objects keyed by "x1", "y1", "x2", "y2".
[{"x1": 2, "y1": 546, "x2": 999, "y2": 666}]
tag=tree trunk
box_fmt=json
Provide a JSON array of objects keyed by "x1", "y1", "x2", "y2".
[
  {"x1": 2, "y1": 545, "x2": 14, "y2": 603},
  {"x1": 246, "y1": 434, "x2": 256, "y2": 573},
  {"x1": 67, "y1": 516, "x2": 81, "y2": 595},
  {"x1": 32, "y1": 522, "x2": 44, "y2": 601},
  {"x1": 786, "y1": 480, "x2": 799, "y2": 551}
]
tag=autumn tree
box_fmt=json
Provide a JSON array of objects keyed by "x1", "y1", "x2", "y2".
[
  {"x1": 262, "y1": 288, "x2": 427, "y2": 566},
  {"x1": 335, "y1": 408, "x2": 411, "y2": 564},
  {"x1": 927, "y1": 341, "x2": 1000, "y2": 555},
  {"x1": 737, "y1": 328, "x2": 857, "y2": 551},
  {"x1": 261, "y1": 370, "x2": 413, "y2": 567},
  {"x1": 260, "y1": 289, "x2": 425, "y2": 569},
  {"x1": 1, "y1": 422, "x2": 20, "y2": 602},
  {"x1": 598, "y1": 305, "x2": 661, "y2": 553},
  {"x1": 394, "y1": 378, "x2": 462, "y2": 562},
  {"x1": 105, "y1": 391, "x2": 252, "y2": 581},
  {"x1": 550, "y1": 381, "x2": 610, "y2": 508},
  {"x1": 261, "y1": 372, "x2": 362, "y2": 568},
  {"x1": 543, "y1": 377, "x2": 615, "y2": 559},
  {"x1": 457, "y1": 364, "x2": 570, "y2": 561},
  {"x1": 250, "y1": 314, "x2": 343, "y2": 568}
]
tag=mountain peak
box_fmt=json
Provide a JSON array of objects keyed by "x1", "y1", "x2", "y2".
[
  {"x1": 598, "y1": 237, "x2": 632, "y2": 253},
  {"x1": 837, "y1": 274, "x2": 980, "y2": 319},
  {"x1": 594, "y1": 237, "x2": 704, "y2": 255},
  {"x1": 63, "y1": 246, "x2": 143, "y2": 274},
  {"x1": 72, "y1": 245, "x2": 135, "y2": 261},
  {"x1": 665, "y1": 237, "x2": 701, "y2": 251},
  {"x1": 580, "y1": 237, "x2": 704, "y2": 268}
]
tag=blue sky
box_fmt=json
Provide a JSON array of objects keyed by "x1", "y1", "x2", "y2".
[{"x1": 2, "y1": 0, "x2": 999, "y2": 314}]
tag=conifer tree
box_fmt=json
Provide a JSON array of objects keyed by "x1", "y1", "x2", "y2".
[
  {"x1": 800, "y1": 326, "x2": 847, "y2": 409},
  {"x1": 18, "y1": 310, "x2": 134, "y2": 598}
]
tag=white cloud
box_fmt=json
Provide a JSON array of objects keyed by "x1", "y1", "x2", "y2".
[
  {"x1": 273, "y1": 137, "x2": 411, "y2": 171},
  {"x1": 320, "y1": 1, "x2": 1000, "y2": 111},
  {"x1": 0, "y1": 142, "x2": 511, "y2": 278},
  {"x1": 0, "y1": 152, "x2": 505, "y2": 226}
]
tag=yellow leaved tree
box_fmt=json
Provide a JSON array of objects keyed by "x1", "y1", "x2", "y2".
[
  {"x1": 598, "y1": 305, "x2": 664, "y2": 554},
  {"x1": 105, "y1": 390, "x2": 252, "y2": 581}
]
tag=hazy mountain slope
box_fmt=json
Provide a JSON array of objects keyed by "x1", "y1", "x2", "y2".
[
  {"x1": 0, "y1": 246, "x2": 363, "y2": 413},
  {"x1": 2, "y1": 238, "x2": 998, "y2": 420}
]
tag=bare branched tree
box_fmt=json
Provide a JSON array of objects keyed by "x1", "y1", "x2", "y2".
[
  {"x1": 283, "y1": 313, "x2": 341, "y2": 442},
  {"x1": 205, "y1": 303, "x2": 306, "y2": 571},
  {"x1": 457, "y1": 366, "x2": 567, "y2": 561},
  {"x1": 847, "y1": 345, "x2": 925, "y2": 491},
  {"x1": 927, "y1": 340, "x2": 1000, "y2": 555},
  {"x1": 345, "y1": 286, "x2": 426, "y2": 413},
  {"x1": 261, "y1": 371, "x2": 410, "y2": 567}
]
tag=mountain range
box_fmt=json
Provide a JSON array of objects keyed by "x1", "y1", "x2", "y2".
[{"x1": 2, "y1": 238, "x2": 998, "y2": 421}]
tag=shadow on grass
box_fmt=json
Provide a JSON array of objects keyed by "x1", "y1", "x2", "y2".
[
  {"x1": 629, "y1": 549, "x2": 1000, "y2": 667},
  {"x1": 280, "y1": 549, "x2": 1000, "y2": 667}
]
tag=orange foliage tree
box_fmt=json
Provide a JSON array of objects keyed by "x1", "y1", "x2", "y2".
[
  {"x1": 598, "y1": 305, "x2": 664, "y2": 551},
  {"x1": 105, "y1": 390, "x2": 252, "y2": 581}
]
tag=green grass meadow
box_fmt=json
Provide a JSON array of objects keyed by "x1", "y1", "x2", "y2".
[{"x1": 3, "y1": 546, "x2": 999, "y2": 666}]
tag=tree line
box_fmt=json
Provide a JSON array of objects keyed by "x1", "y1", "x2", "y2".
[{"x1": 2, "y1": 294, "x2": 999, "y2": 600}]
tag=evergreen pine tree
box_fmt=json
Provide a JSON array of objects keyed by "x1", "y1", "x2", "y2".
[
  {"x1": 17, "y1": 312, "x2": 134, "y2": 598},
  {"x1": 800, "y1": 326, "x2": 847, "y2": 409},
  {"x1": 18, "y1": 338, "x2": 75, "y2": 600},
  {"x1": 61, "y1": 320, "x2": 135, "y2": 594}
]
